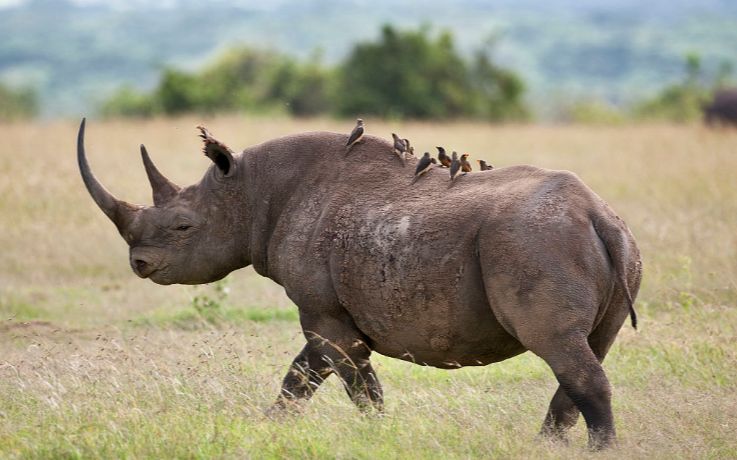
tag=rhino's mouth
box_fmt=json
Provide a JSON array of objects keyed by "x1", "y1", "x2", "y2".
[
  {"x1": 147, "y1": 269, "x2": 177, "y2": 285},
  {"x1": 138, "y1": 268, "x2": 157, "y2": 279},
  {"x1": 131, "y1": 262, "x2": 168, "y2": 283}
]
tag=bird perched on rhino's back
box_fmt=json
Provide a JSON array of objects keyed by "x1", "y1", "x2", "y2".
[
  {"x1": 412, "y1": 152, "x2": 435, "y2": 184},
  {"x1": 78, "y1": 119, "x2": 642, "y2": 450},
  {"x1": 449, "y1": 151, "x2": 462, "y2": 181},
  {"x1": 404, "y1": 138, "x2": 415, "y2": 157},
  {"x1": 391, "y1": 133, "x2": 407, "y2": 165},
  {"x1": 437, "y1": 146, "x2": 451, "y2": 168},
  {"x1": 478, "y1": 160, "x2": 494, "y2": 171},
  {"x1": 461, "y1": 154, "x2": 472, "y2": 173},
  {"x1": 346, "y1": 119, "x2": 364, "y2": 152}
]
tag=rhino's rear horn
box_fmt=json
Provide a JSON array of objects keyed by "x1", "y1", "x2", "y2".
[
  {"x1": 77, "y1": 118, "x2": 139, "y2": 230},
  {"x1": 140, "y1": 144, "x2": 181, "y2": 206}
]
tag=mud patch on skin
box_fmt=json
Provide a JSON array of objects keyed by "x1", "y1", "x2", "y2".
[{"x1": 430, "y1": 336, "x2": 451, "y2": 351}]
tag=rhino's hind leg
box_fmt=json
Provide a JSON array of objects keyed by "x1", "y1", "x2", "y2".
[
  {"x1": 539, "y1": 286, "x2": 631, "y2": 445},
  {"x1": 531, "y1": 337, "x2": 617, "y2": 450},
  {"x1": 539, "y1": 386, "x2": 579, "y2": 442}
]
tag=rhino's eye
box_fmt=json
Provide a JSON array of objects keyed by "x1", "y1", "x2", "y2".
[{"x1": 175, "y1": 224, "x2": 192, "y2": 231}]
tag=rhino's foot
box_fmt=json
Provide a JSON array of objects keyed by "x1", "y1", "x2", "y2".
[
  {"x1": 587, "y1": 428, "x2": 617, "y2": 451},
  {"x1": 538, "y1": 424, "x2": 570, "y2": 446},
  {"x1": 263, "y1": 398, "x2": 305, "y2": 420},
  {"x1": 538, "y1": 385, "x2": 580, "y2": 444},
  {"x1": 292, "y1": 309, "x2": 386, "y2": 414},
  {"x1": 543, "y1": 344, "x2": 617, "y2": 450},
  {"x1": 352, "y1": 393, "x2": 385, "y2": 418}
]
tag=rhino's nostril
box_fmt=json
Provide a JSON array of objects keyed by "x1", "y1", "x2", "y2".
[{"x1": 134, "y1": 259, "x2": 148, "y2": 273}]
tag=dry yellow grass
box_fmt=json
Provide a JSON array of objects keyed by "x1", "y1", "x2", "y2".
[{"x1": 0, "y1": 117, "x2": 735, "y2": 458}]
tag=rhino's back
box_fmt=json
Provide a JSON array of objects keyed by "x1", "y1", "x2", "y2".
[{"x1": 256, "y1": 133, "x2": 613, "y2": 366}]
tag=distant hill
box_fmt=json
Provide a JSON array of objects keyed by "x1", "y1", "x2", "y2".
[{"x1": 1, "y1": 0, "x2": 736, "y2": 117}]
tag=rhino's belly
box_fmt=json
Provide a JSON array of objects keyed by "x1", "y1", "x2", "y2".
[
  {"x1": 328, "y1": 217, "x2": 527, "y2": 367},
  {"x1": 342, "y1": 294, "x2": 527, "y2": 369},
  {"x1": 370, "y1": 332, "x2": 527, "y2": 369}
]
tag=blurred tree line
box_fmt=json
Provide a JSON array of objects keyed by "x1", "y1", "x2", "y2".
[
  {"x1": 102, "y1": 25, "x2": 530, "y2": 121},
  {"x1": 0, "y1": 83, "x2": 37, "y2": 121},
  {"x1": 2, "y1": 24, "x2": 732, "y2": 124},
  {"x1": 564, "y1": 53, "x2": 734, "y2": 124}
]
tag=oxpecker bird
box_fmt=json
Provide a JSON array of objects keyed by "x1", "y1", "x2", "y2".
[
  {"x1": 436, "y1": 147, "x2": 451, "y2": 168},
  {"x1": 404, "y1": 138, "x2": 415, "y2": 157},
  {"x1": 449, "y1": 151, "x2": 462, "y2": 181},
  {"x1": 461, "y1": 154, "x2": 472, "y2": 173},
  {"x1": 346, "y1": 118, "x2": 364, "y2": 151},
  {"x1": 391, "y1": 133, "x2": 407, "y2": 165},
  {"x1": 477, "y1": 159, "x2": 494, "y2": 171},
  {"x1": 412, "y1": 152, "x2": 434, "y2": 183}
]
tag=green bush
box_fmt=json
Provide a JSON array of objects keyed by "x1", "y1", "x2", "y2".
[
  {"x1": 101, "y1": 46, "x2": 332, "y2": 117},
  {"x1": 562, "y1": 99, "x2": 626, "y2": 124},
  {"x1": 635, "y1": 85, "x2": 708, "y2": 122},
  {"x1": 335, "y1": 25, "x2": 529, "y2": 120},
  {"x1": 634, "y1": 53, "x2": 711, "y2": 122},
  {"x1": 101, "y1": 86, "x2": 157, "y2": 118},
  {"x1": 101, "y1": 25, "x2": 529, "y2": 121},
  {"x1": 469, "y1": 50, "x2": 530, "y2": 122},
  {"x1": 336, "y1": 25, "x2": 474, "y2": 119},
  {"x1": 0, "y1": 83, "x2": 37, "y2": 121}
]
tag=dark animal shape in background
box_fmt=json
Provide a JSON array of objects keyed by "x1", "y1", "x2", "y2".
[
  {"x1": 77, "y1": 119, "x2": 641, "y2": 450},
  {"x1": 704, "y1": 88, "x2": 737, "y2": 126}
]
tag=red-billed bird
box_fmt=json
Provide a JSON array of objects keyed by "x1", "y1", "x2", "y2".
[
  {"x1": 461, "y1": 154, "x2": 472, "y2": 173},
  {"x1": 437, "y1": 146, "x2": 451, "y2": 168}
]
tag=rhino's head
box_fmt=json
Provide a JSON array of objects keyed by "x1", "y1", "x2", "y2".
[{"x1": 77, "y1": 119, "x2": 249, "y2": 285}]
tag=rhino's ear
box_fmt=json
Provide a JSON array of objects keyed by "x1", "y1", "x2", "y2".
[{"x1": 197, "y1": 125, "x2": 235, "y2": 177}]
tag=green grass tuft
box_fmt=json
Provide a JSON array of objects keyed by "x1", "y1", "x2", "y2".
[{"x1": 132, "y1": 305, "x2": 298, "y2": 329}]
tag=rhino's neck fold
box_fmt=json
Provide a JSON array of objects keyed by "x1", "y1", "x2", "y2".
[{"x1": 241, "y1": 147, "x2": 303, "y2": 281}]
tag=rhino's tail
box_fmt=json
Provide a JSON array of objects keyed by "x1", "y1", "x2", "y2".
[{"x1": 592, "y1": 215, "x2": 638, "y2": 330}]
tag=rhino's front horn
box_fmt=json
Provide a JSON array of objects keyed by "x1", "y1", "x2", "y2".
[
  {"x1": 77, "y1": 118, "x2": 139, "y2": 231},
  {"x1": 140, "y1": 144, "x2": 180, "y2": 206}
]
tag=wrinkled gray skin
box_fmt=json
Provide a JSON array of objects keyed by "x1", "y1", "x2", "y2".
[{"x1": 78, "y1": 119, "x2": 642, "y2": 449}]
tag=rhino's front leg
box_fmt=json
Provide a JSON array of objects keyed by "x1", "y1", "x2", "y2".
[
  {"x1": 269, "y1": 344, "x2": 334, "y2": 413},
  {"x1": 323, "y1": 338, "x2": 383, "y2": 412},
  {"x1": 270, "y1": 309, "x2": 383, "y2": 413}
]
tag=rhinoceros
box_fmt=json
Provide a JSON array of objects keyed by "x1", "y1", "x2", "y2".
[
  {"x1": 704, "y1": 88, "x2": 737, "y2": 126},
  {"x1": 77, "y1": 119, "x2": 641, "y2": 449}
]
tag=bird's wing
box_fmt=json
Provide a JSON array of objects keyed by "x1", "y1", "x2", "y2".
[
  {"x1": 415, "y1": 156, "x2": 432, "y2": 175},
  {"x1": 346, "y1": 126, "x2": 364, "y2": 146}
]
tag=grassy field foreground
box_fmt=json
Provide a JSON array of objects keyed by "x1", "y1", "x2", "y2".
[{"x1": 1, "y1": 117, "x2": 736, "y2": 458}]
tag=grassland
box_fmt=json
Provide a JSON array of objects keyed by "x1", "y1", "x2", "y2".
[{"x1": 1, "y1": 117, "x2": 736, "y2": 458}]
